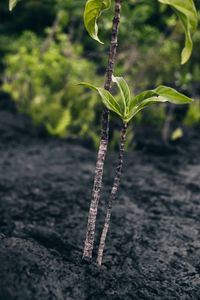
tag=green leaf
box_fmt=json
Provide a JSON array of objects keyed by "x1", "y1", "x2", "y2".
[
  {"x1": 158, "y1": 0, "x2": 198, "y2": 64},
  {"x1": 78, "y1": 82, "x2": 122, "y2": 117},
  {"x1": 112, "y1": 75, "x2": 131, "y2": 116},
  {"x1": 153, "y1": 85, "x2": 193, "y2": 104},
  {"x1": 127, "y1": 96, "x2": 166, "y2": 122},
  {"x1": 129, "y1": 90, "x2": 158, "y2": 111},
  {"x1": 84, "y1": 0, "x2": 111, "y2": 44},
  {"x1": 127, "y1": 85, "x2": 193, "y2": 122},
  {"x1": 9, "y1": 0, "x2": 18, "y2": 11},
  {"x1": 77, "y1": 82, "x2": 98, "y2": 92}
]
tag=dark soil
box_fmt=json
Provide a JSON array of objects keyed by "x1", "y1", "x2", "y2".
[{"x1": 0, "y1": 98, "x2": 200, "y2": 300}]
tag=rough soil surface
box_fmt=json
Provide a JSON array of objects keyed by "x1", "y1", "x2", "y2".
[{"x1": 0, "y1": 98, "x2": 200, "y2": 300}]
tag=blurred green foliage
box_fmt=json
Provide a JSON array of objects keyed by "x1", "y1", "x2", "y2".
[
  {"x1": 2, "y1": 28, "x2": 101, "y2": 144},
  {"x1": 0, "y1": 0, "x2": 199, "y2": 147},
  {"x1": 184, "y1": 101, "x2": 200, "y2": 127}
]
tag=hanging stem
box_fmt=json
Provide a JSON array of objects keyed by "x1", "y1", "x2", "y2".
[
  {"x1": 97, "y1": 122, "x2": 128, "y2": 266},
  {"x1": 83, "y1": 0, "x2": 123, "y2": 260}
]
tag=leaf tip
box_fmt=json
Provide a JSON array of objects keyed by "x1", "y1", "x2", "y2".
[
  {"x1": 95, "y1": 38, "x2": 104, "y2": 45},
  {"x1": 181, "y1": 52, "x2": 189, "y2": 65}
]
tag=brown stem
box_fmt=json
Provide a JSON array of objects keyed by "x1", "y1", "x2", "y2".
[
  {"x1": 83, "y1": 0, "x2": 123, "y2": 260},
  {"x1": 97, "y1": 122, "x2": 128, "y2": 266}
]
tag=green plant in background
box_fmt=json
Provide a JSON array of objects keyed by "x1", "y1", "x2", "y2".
[
  {"x1": 2, "y1": 0, "x2": 199, "y2": 136},
  {"x1": 184, "y1": 100, "x2": 200, "y2": 126},
  {"x1": 2, "y1": 30, "x2": 101, "y2": 143},
  {"x1": 81, "y1": 0, "x2": 197, "y2": 266}
]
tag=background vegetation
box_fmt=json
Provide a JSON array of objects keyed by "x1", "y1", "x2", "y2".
[{"x1": 0, "y1": 0, "x2": 199, "y2": 147}]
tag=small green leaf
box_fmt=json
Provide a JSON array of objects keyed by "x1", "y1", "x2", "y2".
[
  {"x1": 127, "y1": 95, "x2": 166, "y2": 122},
  {"x1": 9, "y1": 0, "x2": 18, "y2": 11},
  {"x1": 129, "y1": 90, "x2": 158, "y2": 111},
  {"x1": 84, "y1": 0, "x2": 111, "y2": 44},
  {"x1": 127, "y1": 85, "x2": 193, "y2": 122},
  {"x1": 171, "y1": 128, "x2": 183, "y2": 140},
  {"x1": 78, "y1": 82, "x2": 122, "y2": 117},
  {"x1": 97, "y1": 88, "x2": 123, "y2": 116},
  {"x1": 153, "y1": 86, "x2": 193, "y2": 104},
  {"x1": 77, "y1": 82, "x2": 98, "y2": 92},
  {"x1": 112, "y1": 75, "x2": 131, "y2": 116},
  {"x1": 158, "y1": 0, "x2": 198, "y2": 64}
]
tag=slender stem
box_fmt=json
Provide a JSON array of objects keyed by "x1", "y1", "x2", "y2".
[
  {"x1": 83, "y1": 0, "x2": 123, "y2": 260},
  {"x1": 104, "y1": 0, "x2": 122, "y2": 91},
  {"x1": 97, "y1": 122, "x2": 128, "y2": 266}
]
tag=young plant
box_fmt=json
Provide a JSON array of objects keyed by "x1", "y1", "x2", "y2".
[
  {"x1": 82, "y1": 0, "x2": 122, "y2": 260},
  {"x1": 81, "y1": 0, "x2": 197, "y2": 264},
  {"x1": 79, "y1": 76, "x2": 193, "y2": 265},
  {"x1": 9, "y1": 0, "x2": 198, "y2": 264}
]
